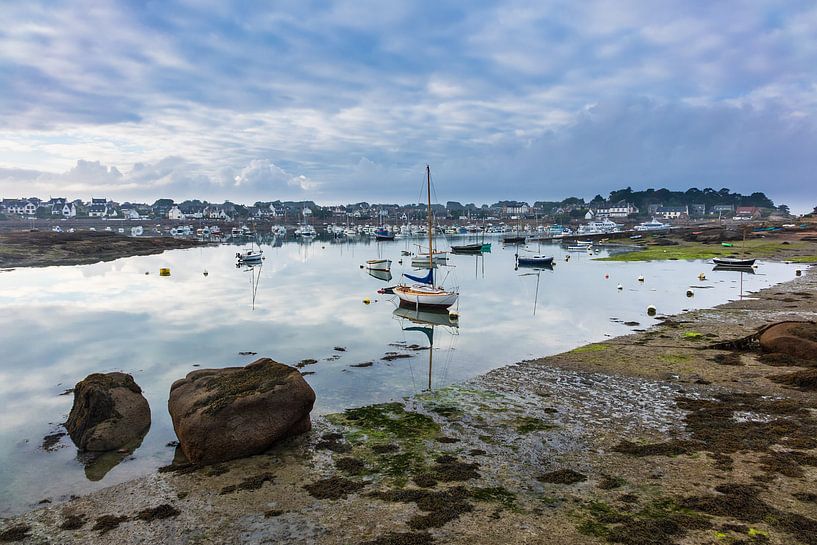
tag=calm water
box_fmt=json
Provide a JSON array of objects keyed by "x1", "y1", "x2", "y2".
[{"x1": 0, "y1": 236, "x2": 799, "y2": 513}]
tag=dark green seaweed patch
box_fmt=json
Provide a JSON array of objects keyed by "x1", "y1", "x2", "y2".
[{"x1": 303, "y1": 476, "x2": 366, "y2": 500}]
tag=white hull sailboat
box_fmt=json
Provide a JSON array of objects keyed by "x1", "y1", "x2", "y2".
[
  {"x1": 394, "y1": 165, "x2": 458, "y2": 310},
  {"x1": 365, "y1": 258, "x2": 392, "y2": 271}
]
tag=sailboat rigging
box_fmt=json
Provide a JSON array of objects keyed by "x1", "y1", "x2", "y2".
[{"x1": 394, "y1": 166, "x2": 459, "y2": 310}]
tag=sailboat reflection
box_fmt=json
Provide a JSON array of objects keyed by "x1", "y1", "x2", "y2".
[
  {"x1": 393, "y1": 307, "x2": 459, "y2": 390},
  {"x1": 368, "y1": 268, "x2": 393, "y2": 282},
  {"x1": 518, "y1": 265, "x2": 554, "y2": 316},
  {"x1": 712, "y1": 264, "x2": 755, "y2": 300},
  {"x1": 237, "y1": 263, "x2": 263, "y2": 309}
]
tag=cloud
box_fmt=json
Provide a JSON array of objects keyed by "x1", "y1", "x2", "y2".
[
  {"x1": 0, "y1": 1, "x2": 814, "y2": 209},
  {"x1": 0, "y1": 157, "x2": 315, "y2": 201}
]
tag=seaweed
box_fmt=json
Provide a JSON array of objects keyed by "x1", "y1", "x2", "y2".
[
  {"x1": 135, "y1": 504, "x2": 180, "y2": 521},
  {"x1": 59, "y1": 514, "x2": 87, "y2": 531},
  {"x1": 303, "y1": 476, "x2": 366, "y2": 500},
  {"x1": 538, "y1": 469, "x2": 587, "y2": 485},
  {"x1": 220, "y1": 473, "x2": 275, "y2": 494},
  {"x1": 92, "y1": 515, "x2": 129, "y2": 534},
  {"x1": 335, "y1": 457, "x2": 368, "y2": 476},
  {"x1": 360, "y1": 532, "x2": 435, "y2": 545},
  {"x1": 370, "y1": 486, "x2": 473, "y2": 530},
  {"x1": 0, "y1": 524, "x2": 31, "y2": 542}
]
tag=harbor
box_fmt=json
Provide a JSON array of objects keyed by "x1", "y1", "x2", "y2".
[{"x1": 0, "y1": 231, "x2": 814, "y2": 543}]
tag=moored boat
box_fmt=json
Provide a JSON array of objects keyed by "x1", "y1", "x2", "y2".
[
  {"x1": 713, "y1": 257, "x2": 756, "y2": 267},
  {"x1": 365, "y1": 258, "x2": 392, "y2": 271},
  {"x1": 516, "y1": 255, "x2": 554, "y2": 268}
]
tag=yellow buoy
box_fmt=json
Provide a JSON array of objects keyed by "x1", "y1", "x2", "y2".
[
  {"x1": 159, "y1": 268, "x2": 171, "y2": 276},
  {"x1": 363, "y1": 297, "x2": 371, "y2": 305},
  {"x1": 698, "y1": 273, "x2": 706, "y2": 281}
]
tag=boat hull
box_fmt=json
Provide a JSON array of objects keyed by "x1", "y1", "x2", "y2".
[
  {"x1": 394, "y1": 285, "x2": 458, "y2": 309},
  {"x1": 713, "y1": 258, "x2": 756, "y2": 267},
  {"x1": 517, "y1": 256, "x2": 554, "y2": 267},
  {"x1": 365, "y1": 259, "x2": 392, "y2": 271}
]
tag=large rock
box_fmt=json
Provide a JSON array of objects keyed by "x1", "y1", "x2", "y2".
[
  {"x1": 65, "y1": 372, "x2": 151, "y2": 451},
  {"x1": 759, "y1": 321, "x2": 817, "y2": 362},
  {"x1": 168, "y1": 358, "x2": 315, "y2": 464}
]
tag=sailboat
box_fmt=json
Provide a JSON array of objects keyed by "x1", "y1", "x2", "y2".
[
  {"x1": 502, "y1": 213, "x2": 526, "y2": 244},
  {"x1": 393, "y1": 306, "x2": 459, "y2": 390},
  {"x1": 394, "y1": 166, "x2": 460, "y2": 310}
]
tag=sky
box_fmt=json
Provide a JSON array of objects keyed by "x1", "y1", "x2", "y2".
[{"x1": 0, "y1": 1, "x2": 815, "y2": 212}]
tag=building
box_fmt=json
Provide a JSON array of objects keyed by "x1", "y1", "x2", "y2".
[
  {"x1": 61, "y1": 202, "x2": 77, "y2": 218},
  {"x1": 655, "y1": 205, "x2": 688, "y2": 219},
  {"x1": 711, "y1": 204, "x2": 734, "y2": 216},
  {"x1": 88, "y1": 198, "x2": 108, "y2": 217},
  {"x1": 735, "y1": 206, "x2": 761, "y2": 219},
  {"x1": 689, "y1": 203, "x2": 706, "y2": 217},
  {"x1": 167, "y1": 205, "x2": 184, "y2": 220}
]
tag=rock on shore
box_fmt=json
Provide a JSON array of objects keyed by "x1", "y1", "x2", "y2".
[
  {"x1": 168, "y1": 358, "x2": 315, "y2": 464},
  {"x1": 759, "y1": 321, "x2": 817, "y2": 361},
  {"x1": 65, "y1": 372, "x2": 151, "y2": 451}
]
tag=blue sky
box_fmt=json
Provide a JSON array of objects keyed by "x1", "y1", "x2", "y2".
[{"x1": 0, "y1": 0, "x2": 815, "y2": 211}]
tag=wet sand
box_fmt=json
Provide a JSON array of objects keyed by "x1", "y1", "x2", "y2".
[{"x1": 2, "y1": 265, "x2": 817, "y2": 544}]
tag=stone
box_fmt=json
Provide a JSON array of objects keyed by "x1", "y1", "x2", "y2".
[
  {"x1": 168, "y1": 358, "x2": 315, "y2": 464},
  {"x1": 759, "y1": 322, "x2": 817, "y2": 362},
  {"x1": 65, "y1": 372, "x2": 151, "y2": 452}
]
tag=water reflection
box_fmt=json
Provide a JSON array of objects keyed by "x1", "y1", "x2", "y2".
[
  {"x1": 0, "y1": 240, "x2": 801, "y2": 514},
  {"x1": 393, "y1": 307, "x2": 459, "y2": 391}
]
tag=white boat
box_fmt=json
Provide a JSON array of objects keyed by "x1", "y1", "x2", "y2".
[
  {"x1": 395, "y1": 165, "x2": 459, "y2": 310},
  {"x1": 271, "y1": 225, "x2": 287, "y2": 237},
  {"x1": 130, "y1": 226, "x2": 143, "y2": 236},
  {"x1": 236, "y1": 248, "x2": 263, "y2": 264},
  {"x1": 51, "y1": 226, "x2": 63, "y2": 233},
  {"x1": 635, "y1": 218, "x2": 670, "y2": 231},
  {"x1": 365, "y1": 259, "x2": 392, "y2": 271},
  {"x1": 578, "y1": 219, "x2": 621, "y2": 235},
  {"x1": 411, "y1": 251, "x2": 448, "y2": 267},
  {"x1": 294, "y1": 224, "x2": 316, "y2": 237}
]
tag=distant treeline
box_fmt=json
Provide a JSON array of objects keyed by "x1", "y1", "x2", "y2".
[{"x1": 535, "y1": 187, "x2": 776, "y2": 213}]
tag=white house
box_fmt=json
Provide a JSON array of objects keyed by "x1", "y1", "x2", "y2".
[
  {"x1": 61, "y1": 202, "x2": 77, "y2": 218},
  {"x1": 655, "y1": 205, "x2": 688, "y2": 219},
  {"x1": 122, "y1": 208, "x2": 140, "y2": 220},
  {"x1": 167, "y1": 205, "x2": 184, "y2": 220},
  {"x1": 608, "y1": 201, "x2": 638, "y2": 218},
  {"x1": 584, "y1": 210, "x2": 595, "y2": 220},
  {"x1": 23, "y1": 201, "x2": 37, "y2": 216}
]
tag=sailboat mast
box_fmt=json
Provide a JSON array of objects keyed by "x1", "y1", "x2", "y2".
[{"x1": 427, "y1": 165, "x2": 433, "y2": 271}]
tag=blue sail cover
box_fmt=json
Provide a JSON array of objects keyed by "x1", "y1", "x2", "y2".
[{"x1": 403, "y1": 268, "x2": 434, "y2": 285}]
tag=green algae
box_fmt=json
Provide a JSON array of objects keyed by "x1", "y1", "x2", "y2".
[
  {"x1": 509, "y1": 416, "x2": 557, "y2": 434},
  {"x1": 328, "y1": 403, "x2": 440, "y2": 441},
  {"x1": 469, "y1": 486, "x2": 518, "y2": 509},
  {"x1": 577, "y1": 498, "x2": 711, "y2": 545},
  {"x1": 572, "y1": 344, "x2": 608, "y2": 353}
]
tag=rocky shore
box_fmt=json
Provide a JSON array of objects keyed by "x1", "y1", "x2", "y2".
[
  {"x1": 2, "y1": 265, "x2": 817, "y2": 544},
  {"x1": 0, "y1": 231, "x2": 204, "y2": 269}
]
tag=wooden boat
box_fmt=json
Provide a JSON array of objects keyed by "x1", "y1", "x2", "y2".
[
  {"x1": 395, "y1": 166, "x2": 459, "y2": 310},
  {"x1": 713, "y1": 258, "x2": 756, "y2": 267},
  {"x1": 516, "y1": 255, "x2": 554, "y2": 268},
  {"x1": 365, "y1": 258, "x2": 391, "y2": 271},
  {"x1": 450, "y1": 243, "x2": 484, "y2": 254}
]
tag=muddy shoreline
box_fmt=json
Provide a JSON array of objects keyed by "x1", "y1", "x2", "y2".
[
  {"x1": 2, "y1": 264, "x2": 817, "y2": 543},
  {"x1": 0, "y1": 231, "x2": 204, "y2": 269}
]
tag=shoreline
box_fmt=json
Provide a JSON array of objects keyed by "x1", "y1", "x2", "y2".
[
  {"x1": 0, "y1": 231, "x2": 205, "y2": 269},
  {"x1": 2, "y1": 260, "x2": 817, "y2": 543}
]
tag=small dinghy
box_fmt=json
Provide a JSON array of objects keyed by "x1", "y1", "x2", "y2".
[
  {"x1": 516, "y1": 255, "x2": 554, "y2": 268},
  {"x1": 713, "y1": 258, "x2": 756, "y2": 267}
]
